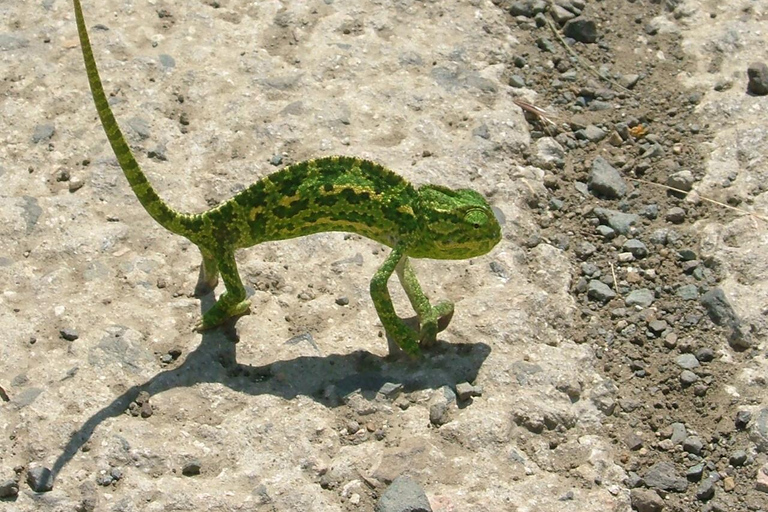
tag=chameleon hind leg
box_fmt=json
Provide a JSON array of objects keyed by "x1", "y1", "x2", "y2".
[
  {"x1": 395, "y1": 257, "x2": 454, "y2": 348},
  {"x1": 194, "y1": 247, "x2": 219, "y2": 295},
  {"x1": 194, "y1": 250, "x2": 251, "y2": 331}
]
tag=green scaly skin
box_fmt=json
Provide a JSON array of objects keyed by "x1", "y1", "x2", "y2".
[{"x1": 73, "y1": 0, "x2": 502, "y2": 355}]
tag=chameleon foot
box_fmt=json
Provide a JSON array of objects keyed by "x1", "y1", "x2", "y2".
[
  {"x1": 418, "y1": 300, "x2": 455, "y2": 348},
  {"x1": 194, "y1": 299, "x2": 251, "y2": 332}
]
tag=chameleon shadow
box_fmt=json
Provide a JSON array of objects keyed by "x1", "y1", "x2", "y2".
[{"x1": 48, "y1": 314, "x2": 490, "y2": 487}]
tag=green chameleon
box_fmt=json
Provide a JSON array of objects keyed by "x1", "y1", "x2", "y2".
[{"x1": 72, "y1": 0, "x2": 501, "y2": 355}]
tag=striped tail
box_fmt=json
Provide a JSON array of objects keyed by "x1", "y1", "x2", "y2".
[{"x1": 73, "y1": 0, "x2": 197, "y2": 237}]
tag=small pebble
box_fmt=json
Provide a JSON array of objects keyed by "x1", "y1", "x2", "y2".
[
  {"x1": 335, "y1": 296, "x2": 349, "y2": 306},
  {"x1": 735, "y1": 410, "x2": 752, "y2": 429},
  {"x1": 680, "y1": 370, "x2": 699, "y2": 385},
  {"x1": 0, "y1": 479, "x2": 19, "y2": 498},
  {"x1": 729, "y1": 450, "x2": 747, "y2": 467},
  {"x1": 629, "y1": 488, "x2": 664, "y2": 512},
  {"x1": 675, "y1": 353, "x2": 700, "y2": 370},
  {"x1": 455, "y1": 382, "x2": 483, "y2": 401},
  {"x1": 375, "y1": 475, "x2": 432, "y2": 512},
  {"x1": 587, "y1": 280, "x2": 616, "y2": 302},
  {"x1": 683, "y1": 435, "x2": 704, "y2": 455},
  {"x1": 26, "y1": 466, "x2": 54, "y2": 492},
  {"x1": 747, "y1": 61, "x2": 768, "y2": 96},
  {"x1": 623, "y1": 240, "x2": 649, "y2": 259},
  {"x1": 60, "y1": 328, "x2": 79, "y2": 341},
  {"x1": 666, "y1": 207, "x2": 686, "y2": 223},
  {"x1": 182, "y1": 460, "x2": 202, "y2": 476}
]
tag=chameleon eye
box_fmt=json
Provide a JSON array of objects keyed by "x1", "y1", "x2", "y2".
[{"x1": 465, "y1": 209, "x2": 488, "y2": 229}]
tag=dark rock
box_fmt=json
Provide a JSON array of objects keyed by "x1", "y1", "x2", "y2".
[
  {"x1": 60, "y1": 328, "x2": 79, "y2": 341},
  {"x1": 563, "y1": 17, "x2": 598, "y2": 43},
  {"x1": 182, "y1": 460, "x2": 202, "y2": 476},
  {"x1": 747, "y1": 62, "x2": 768, "y2": 95},
  {"x1": 375, "y1": 475, "x2": 432, "y2": 512},
  {"x1": 696, "y1": 477, "x2": 716, "y2": 501},
  {"x1": 623, "y1": 240, "x2": 648, "y2": 259},
  {"x1": 729, "y1": 450, "x2": 747, "y2": 467},
  {"x1": 695, "y1": 348, "x2": 715, "y2": 363},
  {"x1": 700, "y1": 288, "x2": 752, "y2": 349},
  {"x1": 588, "y1": 156, "x2": 627, "y2": 198},
  {"x1": 643, "y1": 462, "x2": 687, "y2": 492},
  {"x1": 630, "y1": 488, "x2": 664, "y2": 512},
  {"x1": 335, "y1": 296, "x2": 349, "y2": 306},
  {"x1": 378, "y1": 382, "x2": 403, "y2": 399},
  {"x1": 683, "y1": 436, "x2": 704, "y2": 455},
  {"x1": 0, "y1": 479, "x2": 19, "y2": 498},
  {"x1": 735, "y1": 410, "x2": 752, "y2": 430},
  {"x1": 587, "y1": 280, "x2": 615, "y2": 302},
  {"x1": 686, "y1": 463, "x2": 704, "y2": 481},
  {"x1": 27, "y1": 466, "x2": 54, "y2": 492},
  {"x1": 22, "y1": 196, "x2": 42, "y2": 235}
]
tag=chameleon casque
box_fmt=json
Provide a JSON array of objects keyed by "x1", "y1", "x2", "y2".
[{"x1": 73, "y1": 0, "x2": 502, "y2": 355}]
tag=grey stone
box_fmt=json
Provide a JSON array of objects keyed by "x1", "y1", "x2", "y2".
[
  {"x1": 563, "y1": 17, "x2": 598, "y2": 43},
  {"x1": 455, "y1": 382, "x2": 482, "y2": 401},
  {"x1": 379, "y1": 382, "x2": 403, "y2": 399},
  {"x1": 683, "y1": 436, "x2": 704, "y2": 455},
  {"x1": 750, "y1": 408, "x2": 768, "y2": 453},
  {"x1": 686, "y1": 463, "x2": 704, "y2": 481},
  {"x1": 676, "y1": 284, "x2": 699, "y2": 301},
  {"x1": 593, "y1": 208, "x2": 639, "y2": 235},
  {"x1": 508, "y1": 75, "x2": 526, "y2": 88},
  {"x1": 578, "y1": 124, "x2": 607, "y2": 142},
  {"x1": 667, "y1": 170, "x2": 695, "y2": 192},
  {"x1": 630, "y1": 488, "x2": 664, "y2": 512},
  {"x1": 588, "y1": 156, "x2": 627, "y2": 198},
  {"x1": 32, "y1": 124, "x2": 55, "y2": 143},
  {"x1": 696, "y1": 477, "x2": 716, "y2": 501},
  {"x1": 670, "y1": 423, "x2": 687, "y2": 445},
  {"x1": 587, "y1": 280, "x2": 615, "y2": 302},
  {"x1": 680, "y1": 370, "x2": 698, "y2": 385},
  {"x1": 158, "y1": 54, "x2": 175, "y2": 68},
  {"x1": 22, "y1": 196, "x2": 42, "y2": 234},
  {"x1": 700, "y1": 288, "x2": 752, "y2": 349},
  {"x1": 596, "y1": 225, "x2": 616, "y2": 239},
  {"x1": 12, "y1": 387, "x2": 43, "y2": 408},
  {"x1": 0, "y1": 479, "x2": 19, "y2": 498},
  {"x1": 127, "y1": 117, "x2": 150, "y2": 139},
  {"x1": 729, "y1": 450, "x2": 747, "y2": 467},
  {"x1": 375, "y1": 475, "x2": 432, "y2": 512},
  {"x1": 550, "y1": 4, "x2": 576, "y2": 24},
  {"x1": 735, "y1": 410, "x2": 751, "y2": 429},
  {"x1": 575, "y1": 241, "x2": 596, "y2": 259},
  {"x1": 747, "y1": 61, "x2": 768, "y2": 96},
  {"x1": 0, "y1": 33, "x2": 30, "y2": 51},
  {"x1": 666, "y1": 207, "x2": 686, "y2": 223},
  {"x1": 622, "y1": 239, "x2": 649, "y2": 259},
  {"x1": 643, "y1": 462, "x2": 687, "y2": 492},
  {"x1": 675, "y1": 354, "x2": 700, "y2": 370},
  {"x1": 626, "y1": 289, "x2": 654, "y2": 308},
  {"x1": 27, "y1": 466, "x2": 54, "y2": 492},
  {"x1": 533, "y1": 137, "x2": 565, "y2": 169}
]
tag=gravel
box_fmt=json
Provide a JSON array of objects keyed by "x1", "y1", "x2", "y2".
[{"x1": 588, "y1": 156, "x2": 627, "y2": 198}]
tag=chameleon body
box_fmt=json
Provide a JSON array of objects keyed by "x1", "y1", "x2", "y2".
[{"x1": 73, "y1": 0, "x2": 501, "y2": 355}]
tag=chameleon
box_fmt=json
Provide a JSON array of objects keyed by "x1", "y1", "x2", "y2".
[{"x1": 72, "y1": 0, "x2": 502, "y2": 355}]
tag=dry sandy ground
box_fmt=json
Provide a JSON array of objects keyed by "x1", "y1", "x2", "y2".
[{"x1": 1, "y1": 1, "x2": 767, "y2": 511}]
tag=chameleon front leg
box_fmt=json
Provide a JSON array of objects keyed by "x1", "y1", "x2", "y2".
[
  {"x1": 194, "y1": 250, "x2": 250, "y2": 331},
  {"x1": 370, "y1": 246, "x2": 421, "y2": 355},
  {"x1": 395, "y1": 257, "x2": 454, "y2": 348}
]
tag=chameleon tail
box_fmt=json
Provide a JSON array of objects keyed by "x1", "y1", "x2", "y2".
[{"x1": 73, "y1": 0, "x2": 197, "y2": 237}]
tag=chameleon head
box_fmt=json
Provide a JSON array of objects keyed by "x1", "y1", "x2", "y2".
[{"x1": 409, "y1": 185, "x2": 502, "y2": 260}]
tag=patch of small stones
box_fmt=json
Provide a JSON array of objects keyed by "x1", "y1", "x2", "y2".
[{"x1": 503, "y1": 1, "x2": 762, "y2": 509}]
